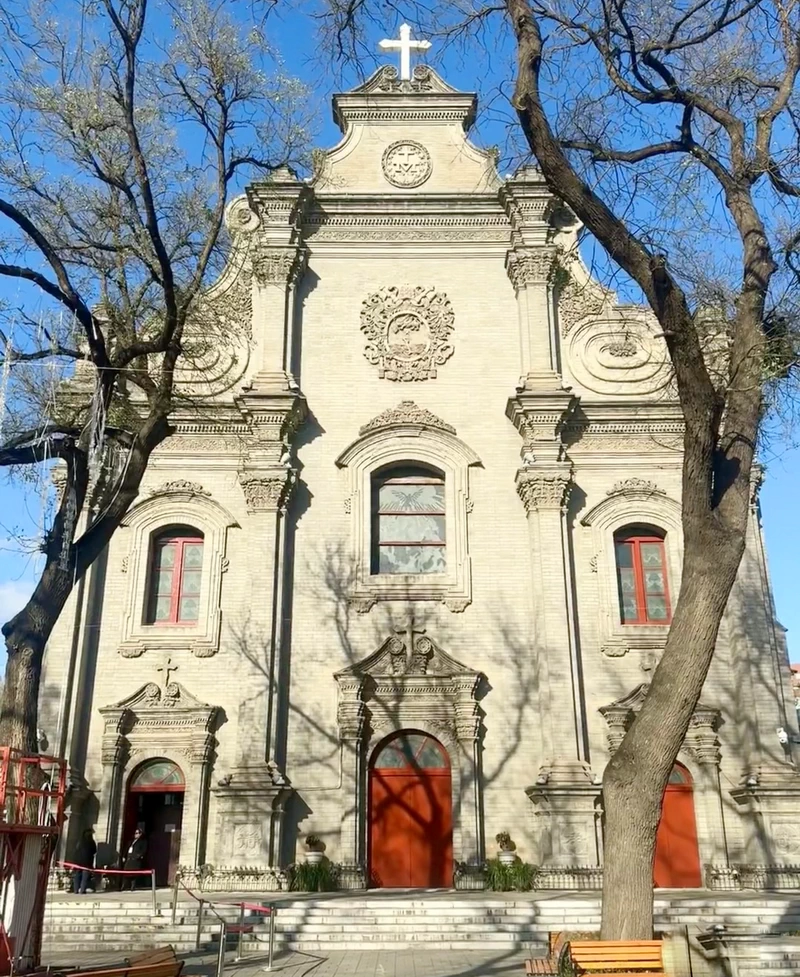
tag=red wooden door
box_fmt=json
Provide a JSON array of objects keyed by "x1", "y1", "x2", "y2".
[
  {"x1": 369, "y1": 732, "x2": 453, "y2": 888},
  {"x1": 654, "y1": 764, "x2": 702, "y2": 888}
]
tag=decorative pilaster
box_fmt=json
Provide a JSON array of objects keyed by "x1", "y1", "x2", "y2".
[
  {"x1": 245, "y1": 168, "x2": 311, "y2": 392},
  {"x1": 234, "y1": 390, "x2": 306, "y2": 776},
  {"x1": 501, "y1": 167, "x2": 562, "y2": 390}
]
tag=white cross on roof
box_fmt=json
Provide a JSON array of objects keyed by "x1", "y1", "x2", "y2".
[{"x1": 378, "y1": 24, "x2": 431, "y2": 81}]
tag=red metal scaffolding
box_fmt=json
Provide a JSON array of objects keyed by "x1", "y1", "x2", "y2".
[{"x1": 0, "y1": 747, "x2": 67, "y2": 974}]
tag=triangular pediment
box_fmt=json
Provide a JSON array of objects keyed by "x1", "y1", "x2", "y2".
[
  {"x1": 335, "y1": 631, "x2": 478, "y2": 680},
  {"x1": 100, "y1": 681, "x2": 214, "y2": 715}
]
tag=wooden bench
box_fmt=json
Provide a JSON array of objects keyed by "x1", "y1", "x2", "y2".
[
  {"x1": 70, "y1": 958, "x2": 184, "y2": 977},
  {"x1": 568, "y1": 940, "x2": 666, "y2": 977},
  {"x1": 524, "y1": 931, "x2": 569, "y2": 974},
  {"x1": 125, "y1": 947, "x2": 178, "y2": 968}
]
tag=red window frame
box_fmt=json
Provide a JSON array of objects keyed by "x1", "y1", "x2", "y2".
[
  {"x1": 614, "y1": 530, "x2": 672, "y2": 626},
  {"x1": 371, "y1": 466, "x2": 446, "y2": 574},
  {"x1": 146, "y1": 531, "x2": 204, "y2": 626}
]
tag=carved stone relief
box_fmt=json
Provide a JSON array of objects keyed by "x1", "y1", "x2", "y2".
[
  {"x1": 359, "y1": 400, "x2": 456, "y2": 437},
  {"x1": 516, "y1": 468, "x2": 573, "y2": 512},
  {"x1": 148, "y1": 480, "x2": 211, "y2": 497},
  {"x1": 381, "y1": 140, "x2": 432, "y2": 188},
  {"x1": 361, "y1": 286, "x2": 455, "y2": 381},
  {"x1": 238, "y1": 472, "x2": 295, "y2": 513}
]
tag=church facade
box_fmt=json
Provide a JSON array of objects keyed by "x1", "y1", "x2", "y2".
[{"x1": 41, "y1": 60, "x2": 800, "y2": 892}]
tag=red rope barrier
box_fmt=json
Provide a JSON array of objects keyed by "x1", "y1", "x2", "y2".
[{"x1": 56, "y1": 860, "x2": 153, "y2": 876}]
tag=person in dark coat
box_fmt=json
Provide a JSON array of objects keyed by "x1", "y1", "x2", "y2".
[
  {"x1": 72, "y1": 828, "x2": 97, "y2": 894},
  {"x1": 121, "y1": 827, "x2": 147, "y2": 890}
]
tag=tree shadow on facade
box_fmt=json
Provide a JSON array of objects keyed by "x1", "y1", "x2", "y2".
[{"x1": 225, "y1": 537, "x2": 542, "y2": 874}]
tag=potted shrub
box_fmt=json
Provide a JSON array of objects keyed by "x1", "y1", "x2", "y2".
[
  {"x1": 304, "y1": 834, "x2": 325, "y2": 865},
  {"x1": 496, "y1": 832, "x2": 517, "y2": 866}
]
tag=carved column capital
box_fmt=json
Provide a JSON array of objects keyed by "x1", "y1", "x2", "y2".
[
  {"x1": 505, "y1": 248, "x2": 556, "y2": 292},
  {"x1": 238, "y1": 470, "x2": 295, "y2": 513},
  {"x1": 252, "y1": 246, "x2": 307, "y2": 288},
  {"x1": 516, "y1": 467, "x2": 573, "y2": 513}
]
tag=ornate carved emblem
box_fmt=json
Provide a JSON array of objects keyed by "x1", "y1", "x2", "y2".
[
  {"x1": 381, "y1": 140, "x2": 432, "y2": 188},
  {"x1": 361, "y1": 285, "x2": 455, "y2": 381},
  {"x1": 359, "y1": 400, "x2": 456, "y2": 436}
]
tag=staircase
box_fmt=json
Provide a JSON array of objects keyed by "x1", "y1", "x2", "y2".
[{"x1": 40, "y1": 892, "x2": 800, "y2": 959}]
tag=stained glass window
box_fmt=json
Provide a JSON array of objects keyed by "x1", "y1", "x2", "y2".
[
  {"x1": 668, "y1": 764, "x2": 691, "y2": 785},
  {"x1": 371, "y1": 466, "x2": 446, "y2": 575},
  {"x1": 373, "y1": 732, "x2": 449, "y2": 770},
  {"x1": 614, "y1": 527, "x2": 671, "y2": 625},
  {"x1": 130, "y1": 759, "x2": 185, "y2": 789},
  {"x1": 146, "y1": 527, "x2": 204, "y2": 625}
]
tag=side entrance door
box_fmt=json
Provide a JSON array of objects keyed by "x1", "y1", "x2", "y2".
[
  {"x1": 369, "y1": 731, "x2": 453, "y2": 888},
  {"x1": 654, "y1": 763, "x2": 702, "y2": 888}
]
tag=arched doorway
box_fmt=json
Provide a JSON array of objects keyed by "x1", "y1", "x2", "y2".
[
  {"x1": 654, "y1": 763, "x2": 702, "y2": 888},
  {"x1": 369, "y1": 731, "x2": 453, "y2": 888},
  {"x1": 124, "y1": 759, "x2": 185, "y2": 887}
]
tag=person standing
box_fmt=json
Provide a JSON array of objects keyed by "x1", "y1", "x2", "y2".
[
  {"x1": 121, "y1": 827, "x2": 147, "y2": 890},
  {"x1": 72, "y1": 828, "x2": 97, "y2": 894}
]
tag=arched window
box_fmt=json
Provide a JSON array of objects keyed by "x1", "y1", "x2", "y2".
[
  {"x1": 145, "y1": 526, "x2": 204, "y2": 624},
  {"x1": 128, "y1": 758, "x2": 185, "y2": 791},
  {"x1": 371, "y1": 465, "x2": 446, "y2": 575},
  {"x1": 372, "y1": 731, "x2": 449, "y2": 770},
  {"x1": 614, "y1": 525, "x2": 671, "y2": 625}
]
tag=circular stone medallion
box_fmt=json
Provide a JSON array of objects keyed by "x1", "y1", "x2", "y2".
[{"x1": 382, "y1": 140, "x2": 432, "y2": 188}]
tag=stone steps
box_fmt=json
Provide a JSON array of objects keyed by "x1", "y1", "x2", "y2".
[{"x1": 40, "y1": 892, "x2": 800, "y2": 956}]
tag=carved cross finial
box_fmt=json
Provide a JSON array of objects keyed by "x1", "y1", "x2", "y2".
[
  {"x1": 157, "y1": 657, "x2": 179, "y2": 687},
  {"x1": 378, "y1": 23, "x2": 431, "y2": 80}
]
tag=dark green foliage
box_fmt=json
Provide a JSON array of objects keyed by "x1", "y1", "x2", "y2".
[
  {"x1": 288, "y1": 859, "x2": 338, "y2": 892},
  {"x1": 484, "y1": 857, "x2": 536, "y2": 891}
]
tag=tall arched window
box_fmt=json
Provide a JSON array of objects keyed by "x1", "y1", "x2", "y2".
[
  {"x1": 371, "y1": 465, "x2": 446, "y2": 575},
  {"x1": 614, "y1": 525, "x2": 671, "y2": 625},
  {"x1": 145, "y1": 526, "x2": 204, "y2": 624}
]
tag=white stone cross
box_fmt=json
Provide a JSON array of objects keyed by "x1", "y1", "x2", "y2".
[{"x1": 378, "y1": 23, "x2": 431, "y2": 81}]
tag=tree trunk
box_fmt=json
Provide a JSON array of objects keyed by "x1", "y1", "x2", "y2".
[
  {"x1": 600, "y1": 528, "x2": 746, "y2": 938},
  {"x1": 0, "y1": 642, "x2": 45, "y2": 753}
]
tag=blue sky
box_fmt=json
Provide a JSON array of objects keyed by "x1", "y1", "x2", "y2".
[{"x1": 0, "y1": 4, "x2": 797, "y2": 665}]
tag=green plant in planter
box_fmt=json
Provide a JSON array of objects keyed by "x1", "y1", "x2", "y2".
[
  {"x1": 484, "y1": 857, "x2": 537, "y2": 892},
  {"x1": 289, "y1": 859, "x2": 338, "y2": 892}
]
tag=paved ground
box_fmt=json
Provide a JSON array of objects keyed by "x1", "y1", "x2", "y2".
[{"x1": 44, "y1": 948, "x2": 533, "y2": 976}]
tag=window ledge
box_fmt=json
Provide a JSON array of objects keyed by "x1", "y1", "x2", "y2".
[{"x1": 601, "y1": 630, "x2": 669, "y2": 658}]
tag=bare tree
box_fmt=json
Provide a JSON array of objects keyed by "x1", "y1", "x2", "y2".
[
  {"x1": 317, "y1": 0, "x2": 800, "y2": 938},
  {"x1": 0, "y1": 0, "x2": 311, "y2": 755}
]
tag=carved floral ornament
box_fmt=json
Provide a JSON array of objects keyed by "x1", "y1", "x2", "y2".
[
  {"x1": 147, "y1": 480, "x2": 211, "y2": 497},
  {"x1": 359, "y1": 400, "x2": 456, "y2": 437},
  {"x1": 607, "y1": 478, "x2": 667, "y2": 497},
  {"x1": 361, "y1": 285, "x2": 455, "y2": 381}
]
